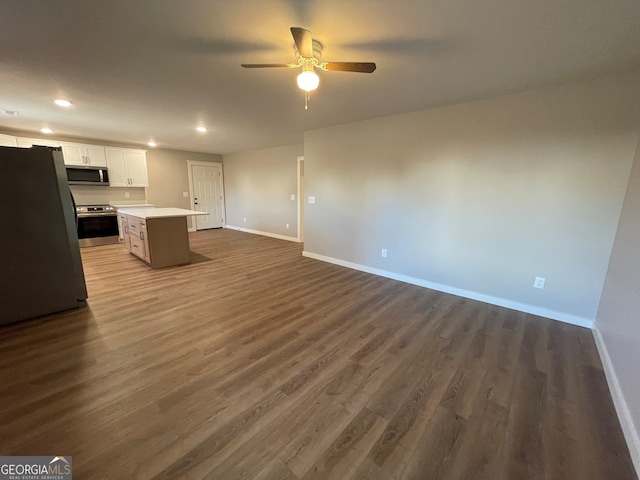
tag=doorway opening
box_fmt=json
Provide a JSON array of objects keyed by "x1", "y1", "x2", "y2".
[{"x1": 297, "y1": 156, "x2": 304, "y2": 243}]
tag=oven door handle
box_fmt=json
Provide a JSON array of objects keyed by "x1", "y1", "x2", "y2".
[{"x1": 77, "y1": 212, "x2": 118, "y2": 218}]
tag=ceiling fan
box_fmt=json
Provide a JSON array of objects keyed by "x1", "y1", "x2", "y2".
[{"x1": 241, "y1": 27, "x2": 376, "y2": 108}]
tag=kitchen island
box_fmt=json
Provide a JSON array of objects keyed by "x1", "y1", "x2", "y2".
[
  {"x1": 109, "y1": 202, "x2": 155, "y2": 243},
  {"x1": 118, "y1": 207, "x2": 207, "y2": 268}
]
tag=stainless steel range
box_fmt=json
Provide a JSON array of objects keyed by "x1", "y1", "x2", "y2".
[{"x1": 76, "y1": 204, "x2": 120, "y2": 247}]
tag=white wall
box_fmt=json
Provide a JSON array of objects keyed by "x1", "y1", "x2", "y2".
[
  {"x1": 303, "y1": 71, "x2": 640, "y2": 326},
  {"x1": 223, "y1": 143, "x2": 303, "y2": 239},
  {"x1": 595, "y1": 136, "x2": 640, "y2": 473}
]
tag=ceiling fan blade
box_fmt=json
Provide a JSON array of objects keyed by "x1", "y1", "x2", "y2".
[
  {"x1": 290, "y1": 27, "x2": 313, "y2": 58},
  {"x1": 323, "y1": 62, "x2": 377, "y2": 73},
  {"x1": 241, "y1": 63, "x2": 296, "y2": 68}
]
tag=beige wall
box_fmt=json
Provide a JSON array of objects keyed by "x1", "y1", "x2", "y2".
[
  {"x1": 146, "y1": 149, "x2": 222, "y2": 229},
  {"x1": 145, "y1": 149, "x2": 222, "y2": 209},
  {"x1": 595, "y1": 136, "x2": 640, "y2": 472},
  {"x1": 223, "y1": 143, "x2": 303, "y2": 238},
  {"x1": 303, "y1": 70, "x2": 640, "y2": 325}
]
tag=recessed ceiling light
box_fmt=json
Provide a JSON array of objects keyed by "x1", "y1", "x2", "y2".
[
  {"x1": 54, "y1": 99, "x2": 72, "y2": 108},
  {"x1": 196, "y1": 126, "x2": 207, "y2": 133},
  {"x1": 40, "y1": 128, "x2": 53, "y2": 134},
  {"x1": 148, "y1": 141, "x2": 157, "y2": 147}
]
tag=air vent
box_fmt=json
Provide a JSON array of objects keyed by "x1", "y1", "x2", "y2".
[{"x1": 2, "y1": 109, "x2": 19, "y2": 116}]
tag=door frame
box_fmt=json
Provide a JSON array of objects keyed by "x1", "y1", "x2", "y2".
[
  {"x1": 187, "y1": 161, "x2": 226, "y2": 231},
  {"x1": 297, "y1": 156, "x2": 304, "y2": 242}
]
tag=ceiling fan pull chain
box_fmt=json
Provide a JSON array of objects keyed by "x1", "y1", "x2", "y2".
[{"x1": 305, "y1": 91, "x2": 309, "y2": 110}]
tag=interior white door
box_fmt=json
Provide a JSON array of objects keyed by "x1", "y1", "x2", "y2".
[{"x1": 191, "y1": 163, "x2": 223, "y2": 230}]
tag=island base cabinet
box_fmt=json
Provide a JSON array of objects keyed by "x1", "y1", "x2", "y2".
[
  {"x1": 123, "y1": 215, "x2": 190, "y2": 268},
  {"x1": 129, "y1": 229, "x2": 149, "y2": 263},
  {"x1": 118, "y1": 212, "x2": 129, "y2": 246},
  {"x1": 146, "y1": 217, "x2": 190, "y2": 268}
]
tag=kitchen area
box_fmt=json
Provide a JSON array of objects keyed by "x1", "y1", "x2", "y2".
[
  {"x1": 0, "y1": 131, "x2": 223, "y2": 222},
  {"x1": 62, "y1": 141, "x2": 207, "y2": 267},
  {"x1": 0, "y1": 134, "x2": 222, "y2": 326}
]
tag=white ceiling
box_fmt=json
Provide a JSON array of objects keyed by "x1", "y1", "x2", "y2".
[{"x1": 1, "y1": 0, "x2": 639, "y2": 154}]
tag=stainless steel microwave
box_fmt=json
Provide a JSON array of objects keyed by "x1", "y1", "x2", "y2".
[{"x1": 66, "y1": 166, "x2": 110, "y2": 186}]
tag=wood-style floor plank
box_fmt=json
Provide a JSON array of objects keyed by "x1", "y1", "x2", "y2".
[{"x1": 0, "y1": 229, "x2": 636, "y2": 480}]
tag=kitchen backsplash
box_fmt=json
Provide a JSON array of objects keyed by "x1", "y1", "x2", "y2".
[{"x1": 71, "y1": 185, "x2": 146, "y2": 205}]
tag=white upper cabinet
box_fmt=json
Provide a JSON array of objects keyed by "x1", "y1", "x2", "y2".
[
  {"x1": 3, "y1": 137, "x2": 149, "y2": 191},
  {"x1": 0, "y1": 134, "x2": 18, "y2": 147},
  {"x1": 124, "y1": 150, "x2": 148, "y2": 187},
  {"x1": 61, "y1": 142, "x2": 107, "y2": 166},
  {"x1": 105, "y1": 147, "x2": 148, "y2": 187},
  {"x1": 16, "y1": 137, "x2": 61, "y2": 148},
  {"x1": 106, "y1": 149, "x2": 128, "y2": 186}
]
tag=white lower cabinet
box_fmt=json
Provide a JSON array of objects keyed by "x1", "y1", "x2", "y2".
[
  {"x1": 106, "y1": 148, "x2": 148, "y2": 187},
  {"x1": 122, "y1": 214, "x2": 151, "y2": 264}
]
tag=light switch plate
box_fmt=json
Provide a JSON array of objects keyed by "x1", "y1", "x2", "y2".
[
  {"x1": 183, "y1": 192, "x2": 189, "y2": 197},
  {"x1": 291, "y1": 194, "x2": 295, "y2": 200},
  {"x1": 308, "y1": 196, "x2": 316, "y2": 204}
]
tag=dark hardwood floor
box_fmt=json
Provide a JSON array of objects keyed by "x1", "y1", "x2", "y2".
[{"x1": 0, "y1": 229, "x2": 636, "y2": 479}]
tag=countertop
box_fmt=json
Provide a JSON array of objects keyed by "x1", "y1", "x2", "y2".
[{"x1": 118, "y1": 207, "x2": 207, "y2": 219}]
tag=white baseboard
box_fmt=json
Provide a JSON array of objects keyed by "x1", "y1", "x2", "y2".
[
  {"x1": 593, "y1": 325, "x2": 640, "y2": 476},
  {"x1": 188, "y1": 227, "x2": 196, "y2": 232},
  {"x1": 301, "y1": 251, "x2": 594, "y2": 329},
  {"x1": 226, "y1": 225, "x2": 299, "y2": 243}
]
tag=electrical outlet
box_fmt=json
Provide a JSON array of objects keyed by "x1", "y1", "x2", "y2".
[
  {"x1": 183, "y1": 192, "x2": 189, "y2": 197},
  {"x1": 243, "y1": 217, "x2": 247, "y2": 223},
  {"x1": 290, "y1": 194, "x2": 295, "y2": 201},
  {"x1": 308, "y1": 196, "x2": 316, "y2": 204},
  {"x1": 124, "y1": 192, "x2": 130, "y2": 198},
  {"x1": 381, "y1": 248, "x2": 387, "y2": 258},
  {"x1": 286, "y1": 223, "x2": 289, "y2": 229},
  {"x1": 534, "y1": 277, "x2": 546, "y2": 289}
]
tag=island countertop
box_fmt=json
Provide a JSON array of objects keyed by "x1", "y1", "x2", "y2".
[{"x1": 118, "y1": 207, "x2": 207, "y2": 219}]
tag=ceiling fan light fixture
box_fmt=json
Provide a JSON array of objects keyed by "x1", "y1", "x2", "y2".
[
  {"x1": 54, "y1": 99, "x2": 72, "y2": 108},
  {"x1": 297, "y1": 70, "x2": 319, "y2": 92},
  {"x1": 241, "y1": 26, "x2": 375, "y2": 108}
]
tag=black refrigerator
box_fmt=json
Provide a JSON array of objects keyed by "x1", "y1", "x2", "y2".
[{"x1": 0, "y1": 146, "x2": 88, "y2": 325}]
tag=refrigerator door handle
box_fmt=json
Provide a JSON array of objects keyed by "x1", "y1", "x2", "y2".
[{"x1": 70, "y1": 188, "x2": 78, "y2": 227}]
